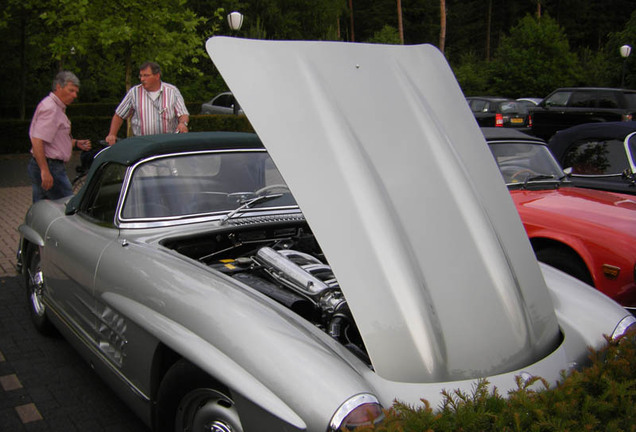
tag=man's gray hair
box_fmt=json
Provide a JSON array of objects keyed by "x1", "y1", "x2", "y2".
[
  {"x1": 139, "y1": 61, "x2": 161, "y2": 75},
  {"x1": 52, "y1": 71, "x2": 80, "y2": 91}
]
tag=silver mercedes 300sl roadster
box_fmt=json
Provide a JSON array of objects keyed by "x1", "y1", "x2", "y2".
[{"x1": 17, "y1": 37, "x2": 636, "y2": 432}]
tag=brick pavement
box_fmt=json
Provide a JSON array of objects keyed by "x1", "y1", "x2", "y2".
[
  {"x1": 0, "y1": 152, "x2": 80, "y2": 278},
  {"x1": 0, "y1": 186, "x2": 31, "y2": 277}
]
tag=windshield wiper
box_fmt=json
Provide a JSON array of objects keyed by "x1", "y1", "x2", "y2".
[
  {"x1": 523, "y1": 174, "x2": 557, "y2": 188},
  {"x1": 219, "y1": 193, "x2": 283, "y2": 225}
]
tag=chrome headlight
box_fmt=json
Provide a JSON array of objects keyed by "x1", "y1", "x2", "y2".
[
  {"x1": 329, "y1": 393, "x2": 384, "y2": 431},
  {"x1": 611, "y1": 315, "x2": 636, "y2": 340}
]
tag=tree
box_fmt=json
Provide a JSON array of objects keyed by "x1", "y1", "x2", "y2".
[
  {"x1": 439, "y1": 0, "x2": 446, "y2": 53},
  {"x1": 488, "y1": 14, "x2": 580, "y2": 98},
  {"x1": 70, "y1": 0, "x2": 206, "y2": 95},
  {"x1": 0, "y1": 0, "x2": 71, "y2": 119},
  {"x1": 367, "y1": 25, "x2": 401, "y2": 44},
  {"x1": 241, "y1": 0, "x2": 345, "y2": 40}
]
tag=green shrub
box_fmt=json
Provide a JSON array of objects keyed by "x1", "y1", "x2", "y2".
[
  {"x1": 0, "y1": 115, "x2": 254, "y2": 154},
  {"x1": 1, "y1": 102, "x2": 204, "y2": 120},
  {"x1": 359, "y1": 330, "x2": 636, "y2": 431}
]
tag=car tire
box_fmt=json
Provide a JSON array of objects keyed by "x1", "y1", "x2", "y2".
[
  {"x1": 535, "y1": 247, "x2": 594, "y2": 287},
  {"x1": 24, "y1": 245, "x2": 55, "y2": 335},
  {"x1": 156, "y1": 359, "x2": 244, "y2": 432}
]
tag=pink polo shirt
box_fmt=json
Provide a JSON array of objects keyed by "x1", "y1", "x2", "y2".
[{"x1": 29, "y1": 92, "x2": 73, "y2": 162}]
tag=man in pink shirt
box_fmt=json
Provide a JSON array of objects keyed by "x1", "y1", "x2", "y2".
[
  {"x1": 28, "y1": 71, "x2": 91, "y2": 202},
  {"x1": 105, "y1": 61, "x2": 190, "y2": 145}
]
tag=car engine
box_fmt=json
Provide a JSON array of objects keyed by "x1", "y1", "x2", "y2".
[{"x1": 164, "y1": 223, "x2": 369, "y2": 365}]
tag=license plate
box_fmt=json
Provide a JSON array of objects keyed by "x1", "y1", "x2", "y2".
[{"x1": 510, "y1": 118, "x2": 524, "y2": 124}]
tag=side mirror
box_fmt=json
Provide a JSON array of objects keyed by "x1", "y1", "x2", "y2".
[
  {"x1": 563, "y1": 167, "x2": 573, "y2": 177},
  {"x1": 621, "y1": 168, "x2": 636, "y2": 184}
]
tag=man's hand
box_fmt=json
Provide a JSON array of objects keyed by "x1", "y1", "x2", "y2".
[
  {"x1": 76, "y1": 139, "x2": 92, "y2": 150},
  {"x1": 41, "y1": 169, "x2": 54, "y2": 191},
  {"x1": 105, "y1": 134, "x2": 118, "y2": 146},
  {"x1": 176, "y1": 122, "x2": 189, "y2": 133}
]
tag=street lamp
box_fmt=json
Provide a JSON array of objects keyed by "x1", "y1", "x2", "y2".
[
  {"x1": 620, "y1": 44, "x2": 631, "y2": 88},
  {"x1": 227, "y1": 11, "x2": 244, "y2": 31}
]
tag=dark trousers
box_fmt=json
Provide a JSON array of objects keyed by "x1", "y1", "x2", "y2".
[{"x1": 27, "y1": 158, "x2": 73, "y2": 203}]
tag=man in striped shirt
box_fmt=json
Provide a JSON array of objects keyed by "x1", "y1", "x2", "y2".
[{"x1": 105, "y1": 61, "x2": 190, "y2": 145}]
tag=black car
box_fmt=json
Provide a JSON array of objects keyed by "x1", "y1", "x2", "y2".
[
  {"x1": 532, "y1": 87, "x2": 636, "y2": 140},
  {"x1": 547, "y1": 122, "x2": 636, "y2": 195},
  {"x1": 466, "y1": 97, "x2": 531, "y2": 129}
]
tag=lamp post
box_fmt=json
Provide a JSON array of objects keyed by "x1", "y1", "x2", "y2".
[
  {"x1": 620, "y1": 45, "x2": 631, "y2": 88},
  {"x1": 227, "y1": 12, "x2": 244, "y2": 115},
  {"x1": 227, "y1": 11, "x2": 244, "y2": 32}
]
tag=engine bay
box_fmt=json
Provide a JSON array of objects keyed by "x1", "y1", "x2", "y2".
[{"x1": 162, "y1": 222, "x2": 370, "y2": 365}]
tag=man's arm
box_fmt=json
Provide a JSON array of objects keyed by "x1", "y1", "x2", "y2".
[
  {"x1": 176, "y1": 114, "x2": 190, "y2": 133},
  {"x1": 105, "y1": 114, "x2": 125, "y2": 145},
  {"x1": 31, "y1": 137, "x2": 53, "y2": 190}
]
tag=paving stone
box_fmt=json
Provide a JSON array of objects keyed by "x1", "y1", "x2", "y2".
[
  {"x1": 0, "y1": 373, "x2": 23, "y2": 391},
  {"x1": 15, "y1": 402, "x2": 44, "y2": 423}
]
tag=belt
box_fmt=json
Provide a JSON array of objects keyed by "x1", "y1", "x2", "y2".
[{"x1": 32, "y1": 157, "x2": 64, "y2": 164}]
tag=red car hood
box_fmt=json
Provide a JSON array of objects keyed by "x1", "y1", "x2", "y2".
[{"x1": 510, "y1": 187, "x2": 636, "y2": 235}]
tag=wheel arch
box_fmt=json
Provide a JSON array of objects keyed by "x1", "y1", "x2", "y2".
[
  {"x1": 102, "y1": 293, "x2": 307, "y2": 430},
  {"x1": 17, "y1": 227, "x2": 44, "y2": 274},
  {"x1": 530, "y1": 237, "x2": 595, "y2": 286}
]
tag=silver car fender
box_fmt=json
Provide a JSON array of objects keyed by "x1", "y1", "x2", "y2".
[
  {"x1": 102, "y1": 291, "x2": 307, "y2": 430},
  {"x1": 540, "y1": 262, "x2": 633, "y2": 351}
]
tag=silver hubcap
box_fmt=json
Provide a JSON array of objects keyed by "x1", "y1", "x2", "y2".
[
  {"x1": 28, "y1": 267, "x2": 46, "y2": 317},
  {"x1": 176, "y1": 389, "x2": 242, "y2": 432}
]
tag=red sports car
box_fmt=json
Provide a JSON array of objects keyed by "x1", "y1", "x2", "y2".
[{"x1": 484, "y1": 128, "x2": 636, "y2": 314}]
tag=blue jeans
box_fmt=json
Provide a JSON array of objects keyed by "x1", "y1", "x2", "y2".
[{"x1": 28, "y1": 158, "x2": 73, "y2": 202}]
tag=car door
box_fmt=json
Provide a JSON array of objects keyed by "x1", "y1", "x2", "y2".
[{"x1": 43, "y1": 163, "x2": 124, "y2": 348}]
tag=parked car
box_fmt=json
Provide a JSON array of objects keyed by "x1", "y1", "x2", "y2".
[
  {"x1": 466, "y1": 96, "x2": 532, "y2": 129},
  {"x1": 547, "y1": 122, "x2": 636, "y2": 195},
  {"x1": 200, "y1": 91, "x2": 243, "y2": 115},
  {"x1": 531, "y1": 87, "x2": 636, "y2": 140},
  {"x1": 17, "y1": 38, "x2": 635, "y2": 432},
  {"x1": 484, "y1": 127, "x2": 636, "y2": 313}
]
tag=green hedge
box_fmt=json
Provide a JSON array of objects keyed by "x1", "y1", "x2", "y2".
[
  {"x1": 358, "y1": 330, "x2": 636, "y2": 431},
  {"x1": 0, "y1": 115, "x2": 254, "y2": 154},
  {"x1": 0, "y1": 102, "x2": 205, "y2": 120}
]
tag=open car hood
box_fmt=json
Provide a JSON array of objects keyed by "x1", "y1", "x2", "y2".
[{"x1": 206, "y1": 37, "x2": 561, "y2": 383}]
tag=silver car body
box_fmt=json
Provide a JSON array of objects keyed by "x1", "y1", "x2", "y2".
[
  {"x1": 17, "y1": 37, "x2": 635, "y2": 432},
  {"x1": 200, "y1": 91, "x2": 243, "y2": 115}
]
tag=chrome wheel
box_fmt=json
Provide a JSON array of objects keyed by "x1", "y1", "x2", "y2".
[
  {"x1": 156, "y1": 360, "x2": 243, "y2": 432},
  {"x1": 28, "y1": 263, "x2": 45, "y2": 318},
  {"x1": 175, "y1": 389, "x2": 242, "y2": 432},
  {"x1": 24, "y1": 246, "x2": 53, "y2": 334}
]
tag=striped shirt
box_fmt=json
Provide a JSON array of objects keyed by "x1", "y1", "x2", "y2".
[{"x1": 115, "y1": 82, "x2": 189, "y2": 136}]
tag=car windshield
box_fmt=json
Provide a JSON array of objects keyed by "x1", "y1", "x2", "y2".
[
  {"x1": 544, "y1": 91, "x2": 571, "y2": 107},
  {"x1": 489, "y1": 142, "x2": 565, "y2": 185},
  {"x1": 121, "y1": 151, "x2": 296, "y2": 220},
  {"x1": 499, "y1": 101, "x2": 528, "y2": 114},
  {"x1": 563, "y1": 138, "x2": 631, "y2": 175}
]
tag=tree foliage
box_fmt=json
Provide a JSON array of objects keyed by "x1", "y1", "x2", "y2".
[
  {"x1": 0, "y1": 0, "x2": 635, "y2": 117},
  {"x1": 487, "y1": 14, "x2": 581, "y2": 98}
]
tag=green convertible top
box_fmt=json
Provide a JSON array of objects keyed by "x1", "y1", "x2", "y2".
[{"x1": 66, "y1": 131, "x2": 263, "y2": 215}]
